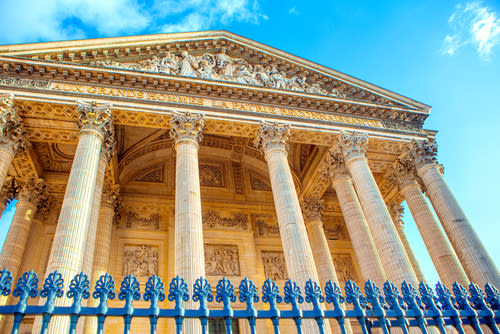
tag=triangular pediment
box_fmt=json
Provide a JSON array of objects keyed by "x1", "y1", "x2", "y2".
[{"x1": 0, "y1": 31, "x2": 429, "y2": 113}]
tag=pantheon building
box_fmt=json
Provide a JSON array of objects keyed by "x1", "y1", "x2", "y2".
[{"x1": 0, "y1": 31, "x2": 497, "y2": 333}]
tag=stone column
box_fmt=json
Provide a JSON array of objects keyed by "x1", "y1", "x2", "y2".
[
  {"x1": 326, "y1": 151, "x2": 387, "y2": 286},
  {"x1": 410, "y1": 140, "x2": 499, "y2": 286},
  {"x1": 338, "y1": 132, "x2": 417, "y2": 286},
  {"x1": 387, "y1": 156, "x2": 468, "y2": 287},
  {"x1": 0, "y1": 94, "x2": 29, "y2": 190},
  {"x1": 41, "y1": 101, "x2": 112, "y2": 334},
  {"x1": 84, "y1": 182, "x2": 119, "y2": 334},
  {"x1": 0, "y1": 178, "x2": 47, "y2": 280},
  {"x1": 0, "y1": 176, "x2": 16, "y2": 219},
  {"x1": 301, "y1": 198, "x2": 350, "y2": 334},
  {"x1": 82, "y1": 129, "x2": 116, "y2": 277},
  {"x1": 388, "y1": 203, "x2": 426, "y2": 283},
  {"x1": 171, "y1": 112, "x2": 205, "y2": 334},
  {"x1": 256, "y1": 122, "x2": 330, "y2": 334}
]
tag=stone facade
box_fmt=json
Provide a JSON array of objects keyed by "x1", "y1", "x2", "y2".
[{"x1": 0, "y1": 30, "x2": 497, "y2": 334}]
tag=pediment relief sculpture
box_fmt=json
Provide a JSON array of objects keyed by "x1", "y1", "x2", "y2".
[{"x1": 94, "y1": 49, "x2": 347, "y2": 98}]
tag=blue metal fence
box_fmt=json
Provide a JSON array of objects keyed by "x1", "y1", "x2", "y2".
[{"x1": 0, "y1": 268, "x2": 498, "y2": 334}]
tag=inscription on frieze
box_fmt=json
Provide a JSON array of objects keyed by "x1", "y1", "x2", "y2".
[
  {"x1": 205, "y1": 244, "x2": 240, "y2": 276},
  {"x1": 123, "y1": 245, "x2": 158, "y2": 277},
  {"x1": 261, "y1": 251, "x2": 288, "y2": 281},
  {"x1": 126, "y1": 212, "x2": 160, "y2": 230},
  {"x1": 202, "y1": 210, "x2": 248, "y2": 230}
]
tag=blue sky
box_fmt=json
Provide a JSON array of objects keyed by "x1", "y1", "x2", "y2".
[{"x1": 0, "y1": 0, "x2": 498, "y2": 286}]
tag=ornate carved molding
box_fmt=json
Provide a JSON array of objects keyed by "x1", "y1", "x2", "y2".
[
  {"x1": 202, "y1": 210, "x2": 248, "y2": 230},
  {"x1": 254, "y1": 121, "x2": 290, "y2": 153},
  {"x1": 135, "y1": 166, "x2": 164, "y2": 183},
  {"x1": 249, "y1": 172, "x2": 272, "y2": 191},
  {"x1": 76, "y1": 101, "x2": 113, "y2": 140},
  {"x1": 262, "y1": 251, "x2": 288, "y2": 281},
  {"x1": 101, "y1": 125, "x2": 116, "y2": 163},
  {"x1": 126, "y1": 212, "x2": 160, "y2": 230},
  {"x1": 93, "y1": 49, "x2": 348, "y2": 99},
  {"x1": 253, "y1": 215, "x2": 280, "y2": 237},
  {"x1": 232, "y1": 162, "x2": 244, "y2": 194},
  {"x1": 205, "y1": 244, "x2": 240, "y2": 276},
  {"x1": 0, "y1": 93, "x2": 29, "y2": 155},
  {"x1": 387, "y1": 202, "x2": 404, "y2": 227},
  {"x1": 17, "y1": 177, "x2": 48, "y2": 209},
  {"x1": 323, "y1": 218, "x2": 349, "y2": 240},
  {"x1": 338, "y1": 131, "x2": 368, "y2": 162},
  {"x1": 326, "y1": 147, "x2": 350, "y2": 181},
  {"x1": 301, "y1": 197, "x2": 324, "y2": 222},
  {"x1": 170, "y1": 111, "x2": 204, "y2": 144},
  {"x1": 385, "y1": 153, "x2": 417, "y2": 190},
  {"x1": 199, "y1": 163, "x2": 225, "y2": 187},
  {"x1": 102, "y1": 182, "x2": 120, "y2": 210},
  {"x1": 408, "y1": 139, "x2": 437, "y2": 170},
  {"x1": 123, "y1": 245, "x2": 158, "y2": 277}
]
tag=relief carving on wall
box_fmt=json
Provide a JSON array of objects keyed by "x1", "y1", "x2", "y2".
[
  {"x1": 199, "y1": 163, "x2": 225, "y2": 187},
  {"x1": 202, "y1": 210, "x2": 248, "y2": 230},
  {"x1": 262, "y1": 251, "x2": 288, "y2": 281},
  {"x1": 249, "y1": 173, "x2": 271, "y2": 191},
  {"x1": 126, "y1": 212, "x2": 160, "y2": 230},
  {"x1": 254, "y1": 215, "x2": 280, "y2": 237},
  {"x1": 205, "y1": 244, "x2": 240, "y2": 276},
  {"x1": 333, "y1": 253, "x2": 357, "y2": 283},
  {"x1": 123, "y1": 245, "x2": 158, "y2": 277},
  {"x1": 135, "y1": 166, "x2": 164, "y2": 183},
  {"x1": 323, "y1": 218, "x2": 349, "y2": 240},
  {"x1": 93, "y1": 50, "x2": 347, "y2": 98}
]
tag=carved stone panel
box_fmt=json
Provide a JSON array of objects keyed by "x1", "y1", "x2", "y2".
[
  {"x1": 332, "y1": 253, "x2": 357, "y2": 283},
  {"x1": 123, "y1": 245, "x2": 158, "y2": 277},
  {"x1": 135, "y1": 166, "x2": 164, "y2": 183},
  {"x1": 199, "y1": 163, "x2": 225, "y2": 187},
  {"x1": 204, "y1": 244, "x2": 240, "y2": 276},
  {"x1": 253, "y1": 215, "x2": 280, "y2": 237},
  {"x1": 323, "y1": 217, "x2": 349, "y2": 240},
  {"x1": 249, "y1": 172, "x2": 271, "y2": 191},
  {"x1": 262, "y1": 251, "x2": 288, "y2": 281},
  {"x1": 202, "y1": 210, "x2": 248, "y2": 230},
  {"x1": 126, "y1": 212, "x2": 160, "y2": 230}
]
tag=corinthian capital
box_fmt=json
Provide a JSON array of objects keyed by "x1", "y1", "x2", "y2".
[
  {"x1": 338, "y1": 131, "x2": 368, "y2": 162},
  {"x1": 17, "y1": 177, "x2": 48, "y2": 209},
  {"x1": 101, "y1": 125, "x2": 116, "y2": 163},
  {"x1": 76, "y1": 101, "x2": 113, "y2": 138},
  {"x1": 385, "y1": 153, "x2": 418, "y2": 190},
  {"x1": 0, "y1": 93, "x2": 29, "y2": 154},
  {"x1": 409, "y1": 139, "x2": 437, "y2": 170},
  {"x1": 254, "y1": 121, "x2": 290, "y2": 153},
  {"x1": 102, "y1": 182, "x2": 120, "y2": 210},
  {"x1": 0, "y1": 176, "x2": 18, "y2": 205},
  {"x1": 325, "y1": 146, "x2": 349, "y2": 180},
  {"x1": 301, "y1": 197, "x2": 324, "y2": 222},
  {"x1": 170, "y1": 111, "x2": 204, "y2": 144},
  {"x1": 387, "y1": 202, "x2": 404, "y2": 227}
]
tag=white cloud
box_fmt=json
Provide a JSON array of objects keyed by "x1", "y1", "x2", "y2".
[
  {"x1": 442, "y1": 1, "x2": 500, "y2": 59},
  {"x1": 0, "y1": 0, "x2": 266, "y2": 44},
  {"x1": 288, "y1": 6, "x2": 299, "y2": 15}
]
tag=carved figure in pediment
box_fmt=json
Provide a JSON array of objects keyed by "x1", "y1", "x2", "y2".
[
  {"x1": 235, "y1": 63, "x2": 259, "y2": 86},
  {"x1": 123, "y1": 245, "x2": 158, "y2": 277},
  {"x1": 198, "y1": 59, "x2": 219, "y2": 80},
  {"x1": 254, "y1": 64, "x2": 272, "y2": 86},
  {"x1": 288, "y1": 76, "x2": 307, "y2": 92},
  {"x1": 180, "y1": 50, "x2": 199, "y2": 77},
  {"x1": 159, "y1": 52, "x2": 180, "y2": 75},
  {"x1": 215, "y1": 47, "x2": 237, "y2": 78},
  {"x1": 269, "y1": 66, "x2": 286, "y2": 89}
]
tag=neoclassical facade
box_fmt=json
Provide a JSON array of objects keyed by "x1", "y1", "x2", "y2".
[{"x1": 0, "y1": 31, "x2": 497, "y2": 333}]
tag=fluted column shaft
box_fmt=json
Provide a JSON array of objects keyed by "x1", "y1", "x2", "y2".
[
  {"x1": 331, "y1": 174, "x2": 386, "y2": 285},
  {"x1": 401, "y1": 181, "x2": 468, "y2": 286},
  {"x1": 394, "y1": 220, "x2": 426, "y2": 283},
  {"x1": 339, "y1": 133, "x2": 417, "y2": 286},
  {"x1": 0, "y1": 147, "x2": 13, "y2": 190},
  {"x1": 171, "y1": 112, "x2": 205, "y2": 334},
  {"x1": 417, "y1": 163, "x2": 499, "y2": 286},
  {"x1": 82, "y1": 155, "x2": 107, "y2": 276},
  {"x1": 257, "y1": 123, "x2": 330, "y2": 334},
  {"x1": 40, "y1": 101, "x2": 112, "y2": 334},
  {"x1": 84, "y1": 199, "x2": 115, "y2": 334}
]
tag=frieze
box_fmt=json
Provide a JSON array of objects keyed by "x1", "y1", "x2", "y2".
[
  {"x1": 205, "y1": 244, "x2": 240, "y2": 276},
  {"x1": 202, "y1": 210, "x2": 248, "y2": 230},
  {"x1": 125, "y1": 212, "x2": 160, "y2": 230},
  {"x1": 261, "y1": 251, "x2": 288, "y2": 281},
  {"x1": 123, "y1": 245, "x2": 159, "y2": 277},
  {"x1": 93, "y1": 49, "x2": 348, "y2": 98},
  {"x1": 0, "y1": 76, "x2": 49, "y2": 89}
]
